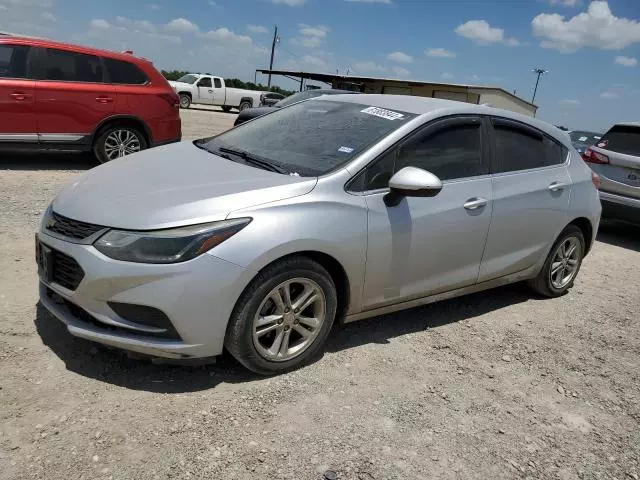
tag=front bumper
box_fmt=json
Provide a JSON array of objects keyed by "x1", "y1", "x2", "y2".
[
  {"x1": 37, "y1": 231, "x2": 253, "y2": 359},
  {"x1": 600, "y1": 191, "x2": 640, "y2": 225}
]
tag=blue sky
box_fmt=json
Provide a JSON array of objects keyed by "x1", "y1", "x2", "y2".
[{"x1": 1, "y1": 0, "x2": 639, "y2": 131}]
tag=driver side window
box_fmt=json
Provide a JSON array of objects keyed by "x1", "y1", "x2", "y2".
[
  {"x1": 198, "y1": 77, "x2": 212, "y2": 88},
  {"x1": 358, "y1": 117, "x2": 486, "y2": 192}
]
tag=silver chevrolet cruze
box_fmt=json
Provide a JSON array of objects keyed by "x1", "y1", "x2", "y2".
[{"x1": 37, "y1": 95, "x2": 602, "y2": 374}]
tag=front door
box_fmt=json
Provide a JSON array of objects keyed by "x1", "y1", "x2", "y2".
[
  {"x1": 357, "y1": 116, "x2": 493, "y2": 311},
  {"x1": 478, "y1": 117, "x2": 571, "y2": 282},
  {"x1": 195, "y1": 76, "x2": 215, "y2": 104},
  {"x1": 34, "y1": 47, "x2": 115, "y2": 141},
  {"x1": 0, "y1": 43, "x2": 36, "y2": 140}
]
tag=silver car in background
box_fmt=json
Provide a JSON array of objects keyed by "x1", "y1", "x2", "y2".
[
  {"x1": 37, "y1": 95, "x2": 601, "y2": 374},
  {"x1": 583, "y1": 123, "x2": 640, "y2": 225}
]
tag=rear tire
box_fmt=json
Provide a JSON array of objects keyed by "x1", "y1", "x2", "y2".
[
  {"x1": 238, "y1": 101, "x2": 251, "y2": 112},
  {"x1": 179, "y1": 93, "x2": 191, "y2": 109},
  {"x1": 225, "y1": 256, "x2": 337, "y2": 375},
  {"x1": 528, "y1": 225, "x2": 585, "y2": 298},
  {"x1": 93, "y1": 124, "x2": 147, "y2": 164}
]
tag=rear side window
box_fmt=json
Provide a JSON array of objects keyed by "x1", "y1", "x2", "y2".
[
  {"x1": 104, "y1": 58, "x2": 147, "y2": 84},
  {"x1": 0, "y1": 44, "x2": 30, "y2": 79},
  {"x1": 492, "y1": 118, "x2": 565, "y2": 172},
  {"x1": 43, "y1": 48, "x2": 104, "y2": 82},
  {"x1": 214, "y1": 78, "x2": 222, "y2": 88},
  {"x1": 598, "y1": 125, "x2": 640, "y2": 156}
]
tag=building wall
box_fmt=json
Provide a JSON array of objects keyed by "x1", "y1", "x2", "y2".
[{"x1": 473, "y1": 90, "x2": 536, "y2": 117}]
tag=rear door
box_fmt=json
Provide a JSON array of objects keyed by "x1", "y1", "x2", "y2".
[
  {"x1": 0, "y1": 43, "x2": 36, "y2": 140},
  {"x1": 478, "y1": 117, "x2": 571, "y2": 282},
  {"x1": 212, "y1": 77, "x2": 226, "y2": 106},
  {"x1": 34, "y1": 47, "x2": 115, "y2": 143},
  {"x1": 587, "y1": 125, "x2": 640, "y2": 199}
]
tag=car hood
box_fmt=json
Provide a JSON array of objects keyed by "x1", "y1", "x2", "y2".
[
  {"x1": 52, "y1": 142, "x2": 317, "y2": 230},
  {"x1": 168, "y1": 81, "x2": 191, "y2": 89}
]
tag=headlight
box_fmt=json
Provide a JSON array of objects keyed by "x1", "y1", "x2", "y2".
[{"x1": 94, "y1": 218, "x2": 251, "y2": 264}]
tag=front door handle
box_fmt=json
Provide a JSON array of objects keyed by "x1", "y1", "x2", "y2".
[
  {"x1": 95, "y1": 96, "x2": 114, "y2": 104},
  {"x1": 10, "y1": 92, "x2": 32, "y2": 101},
  {"x1": 208, "y1": 89, "x2": 213, "y2": 93},
  {"x1": 464, "y1": 197, "x2": 488, "y2": 210},
  {"x1": 548, "y1": 182, "x2": 567, "y2": 192}
]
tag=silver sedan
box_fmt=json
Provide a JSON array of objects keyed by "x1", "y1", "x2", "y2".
[{"x1": 37, "y1": 94, "x2": 601, "y2": 374}]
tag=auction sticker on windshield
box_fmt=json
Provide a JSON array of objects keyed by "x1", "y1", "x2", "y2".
[{"x1": 361, "y1": 106, "x2": 405, "y2": 121}]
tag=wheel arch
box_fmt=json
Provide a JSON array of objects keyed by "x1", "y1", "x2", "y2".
[
  {"x1": 567, "y1": 217, "x2": 594, "y2": 254},
  {"x1": 177, "y1": 91, "x2": 192, "y2": 99},
  {"x1": 239, "y1": 96, "x2": 254, "y2": 107},
  {"x1": 92, "y1": 115, "x2": 152, "y2": 146}
]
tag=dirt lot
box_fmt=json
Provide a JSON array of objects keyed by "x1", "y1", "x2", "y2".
[{"x1": 1, "y1": 106, "x2": 639, "y2": 480}]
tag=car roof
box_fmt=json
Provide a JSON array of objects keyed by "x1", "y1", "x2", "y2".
[
  {"x1": 326, "y1": 93, "x2": 563, "y2": 140},
  {"x1": 0, "y1": 35, "x2": 150, "y2": 63},
  {"x1": 610, "y1": 122, "x2": 640, "y2": 128}
]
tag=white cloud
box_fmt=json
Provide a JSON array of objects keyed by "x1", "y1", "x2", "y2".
[
  {"x1": 455, "y1": 20, "x2": 519, "y2": 46},
  {"x1": 166, "y1": 17, "x2": 199, "y2": 33},
  {"x1": 301, "y1": 54, "x2": 328, "y2": 69},
  {"x1": 291, "y1": 24, "x2": 329, "y2": 48},
  {"x1": 148, "y1": 3, "x2": 161, "y2": 10},
  {"x1": 387, "y1": 51, "x2": 413, "y2": 63},
  {"x1": 560, "y1": 99, "x2": 580, "y2": 105},
  {"x1": 615, "y1": 55, "x2": 637, "y2": 67},
  {"x1": 426, "y1": 47, "x2": 456, "y2": 58},
  {"x1": 41, "y1": 11, "x2": 56, "y2": 22},
  {"x1": 116, "y1": 16, "x2": 157, "y2": 33},
  {"x1": 600, "y1": 91, "x2": 619, "y2": 99},
  {"x1": 547, "y1": 0, "x2": 580, "y2": 6},
  {"x1": 346, "y1": 0, "x2": 392, "y2": 3},
  {"x1": 271, "y1": 0, "x2": 306, "y2": 5},
  {"x1": 202, "y1": 28, "x2": 252, "y2": 44},
  {"x1": 532, "y1": 1, "x2": 640, "y2": 53},
  {"x1": 442, "y1": 72, "x2": 454, "y2": 80},
  {"x1": 353, "y1": 61, "x2": 386, "y2": 74},
  {"x1": 208, "y1": 0, "x2": 217, "y2": 5},
  {"x1": 90, "y1": 18, "x2": 110, "y2": 30},
  {"x1": 248, "y1": 24, "x2": 268, "y2": 34},
  {"x1": 392, "y1": 66, "x2": 410, "y2": 77}
]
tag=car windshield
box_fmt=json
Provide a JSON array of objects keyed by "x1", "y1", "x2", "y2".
[
  {"x1": 569, "y1": 131, "x2": 601, "y2": 146},
  {"x1": 176, "y1": 74, "x2": 198, "y2": 84},
  {"x1": 598, "y1": 125, "x2": 640, "y2": 156},
  {"x1": 275, "y1": 90, "x2": 327, "y2": 108},
  {"x1": 199, "y1": 99, "x2": 417, "y2": 176}
]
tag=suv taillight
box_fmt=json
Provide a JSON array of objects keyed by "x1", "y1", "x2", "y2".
[
  {"x1": 160, "y1": 92, "x2": 180, "y2": 110},
  {"x1": 582, "y1": 148, "x2": 609, "y2": 164},
  {"x1": 591, "y1": 171, "x2": 601, "y2": 190}
]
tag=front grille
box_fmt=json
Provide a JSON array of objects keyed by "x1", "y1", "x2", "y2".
[
  {"x1": 51, "y1": 249, "x2": 84, "y2": 290},
  {"x1": 47, "y1": 212, "x2": 104, "y2": 240}
]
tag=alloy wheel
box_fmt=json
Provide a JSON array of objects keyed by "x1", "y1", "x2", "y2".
[
  {"x1": 252, "y1": 278, "x2": 326, "y2": 362},
  {"x1": 549, "y1": 236, "x2": 582, "y2": 289},
  {"x1": 103, "y1": 129, "x2": 141, "y2": 160}
]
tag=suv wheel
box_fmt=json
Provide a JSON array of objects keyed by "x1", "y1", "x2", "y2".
[
  {"x1": 93, "y1": 125, "x2": 147, "y2": 164},
  {"x1": 529, "y1": 225, "x2": 585, "y2": 298},
  {"x1": 225, "y1": 256, "x2": 337, "y2": 375},
  {"x1": 179, "y1": 93, "x2": 191, "y2": 109}
]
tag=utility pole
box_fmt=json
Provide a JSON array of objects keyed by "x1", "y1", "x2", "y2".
[
  {"x1": 267, "y1": 26, "x2": 279, "y2": 88},
  {"x1": 531, "y1": 68, "x2": 548, "y2": 103}
]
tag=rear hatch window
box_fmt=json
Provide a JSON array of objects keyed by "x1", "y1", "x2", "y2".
[{"x1": 597, "y1": 125, "x2": 640, "y2": 156}]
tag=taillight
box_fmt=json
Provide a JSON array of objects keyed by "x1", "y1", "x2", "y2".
[
  {"x1": 582, "y1": 148, "x2": 609, "y2": 164},
  {"x1": 160, "y1": 92, "x2": 180, "y2": 109},
  {"x1": 591, "y1": 171, "x2": 601, "y2": 189}
]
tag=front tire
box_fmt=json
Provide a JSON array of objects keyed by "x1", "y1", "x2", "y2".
[
  {"x1": 179, "y1": 93, "x2": 191, "y2": 109},
  {"x1": 225, "y1": 257, "x2": 337, "y2": 375},
  {"x1": 238, "y1": 101, "x2": 251, "y2": 112},
  {"x1": 93, "y1": 125, "x2": 147, "y2": 164},
  {"x1": 528, "y1": 225, "x2": 585, "y2": 298}
]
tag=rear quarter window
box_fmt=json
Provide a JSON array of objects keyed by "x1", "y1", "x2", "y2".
[
  {"x1": 0, "y1": 44, "x2": 30, "y2": 78},
  {"x1": 104, "y1": 58, "x2": 148, "y2": 85},
  {"x1": 598, "y1": 125, "x2": 640, "y2": 156}
]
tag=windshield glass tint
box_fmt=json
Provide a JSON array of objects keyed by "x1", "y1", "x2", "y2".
[
  {"x1": 177, "y1": 74, "x2": 198, "y2": 84},
  {"x1": 275, "y1": 90, "x2": 324, "y2": 108},
  {"x1": 599, "y1": 125, "x2": 640, "y2": 156},
  {"x1": 201, "y1": 100, "x2": 417, "y2": 176},
  {"x1": 569, "y1": 131, "x2": 601, "y2": 145}
]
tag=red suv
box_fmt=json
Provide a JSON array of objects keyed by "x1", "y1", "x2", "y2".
[{"x1": 0, "y1": 35, "x2": 181, "y2": 163}]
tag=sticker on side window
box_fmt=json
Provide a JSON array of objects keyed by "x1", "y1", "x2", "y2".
[{"x1": 361, "y1": 106, "x2": 405, "y2": 121}]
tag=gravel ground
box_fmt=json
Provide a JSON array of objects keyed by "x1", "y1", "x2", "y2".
[{"x1": 1, "y1": 107, "x2": 639, "y2": 480}]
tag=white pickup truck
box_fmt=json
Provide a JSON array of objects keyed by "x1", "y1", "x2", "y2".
[{"x1": 168, "y1": 74, "x2": 267, "y2": 112}]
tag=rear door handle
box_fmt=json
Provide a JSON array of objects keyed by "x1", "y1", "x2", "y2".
[
  {"x1": 10, "y1": 92, "x2": 32, "y2": 101},
  {"x1": 548, "y1": 182, "x2": 567, "y2": 192},
  {"x1": 464, "y1": 197, "x2": 488, "y2": 210},
  {"x1": 95, "y1": 96, "x2": 114, "y2": 104}
]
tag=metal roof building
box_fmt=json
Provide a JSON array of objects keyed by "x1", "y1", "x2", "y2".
[{"x1": 256, "y1": 69, "x2": 537, "y2": 117}]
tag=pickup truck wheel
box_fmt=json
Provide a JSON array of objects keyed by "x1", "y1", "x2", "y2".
[
  {"x1": 221, "y1": 106, "x2": 232, "y2": 113},
  {"x1": 179, "y1": 94, "x2": 191, "y2": 109},
  {"x1": 238, "y1": 101, "x2": 251, "y2": 112}
]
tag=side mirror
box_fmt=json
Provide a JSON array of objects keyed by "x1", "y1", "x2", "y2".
[{"x1": 384, "y1": 166, "x2": 443, "y2": 207}]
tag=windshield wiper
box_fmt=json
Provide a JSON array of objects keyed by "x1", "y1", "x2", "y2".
[{"x1": 218, "y1": 146, "x2": 287, "y2": 174}]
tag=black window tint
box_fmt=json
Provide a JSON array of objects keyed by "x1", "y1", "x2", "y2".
[
  {"x1": 198, "y1": 77, "x2": 212, "y2": 87},
  {"x1": 397, "y1": 123, "x2": 484, "y2": 180},
  {"x1": 493, "y1": 122, "x2": 546, "y2": 172},
  {"x1": 0, "y1": 44, "x2": 30, "y2": 79},
  {"x1": 104, "y1": 58, "x2": 147, "y2": 84},
  {"x1": 599, "y1": 125, "x2": 640, "y2": 156},
  {"x1": 214, "y1": 78, "x2": 222, "y2": 88},
  {"x1": 44, "y1": 49, "x2": 104, "y2": 82},
  {"x1": 543, "y1": 137, "x2": 566, "y2": 166},
  {"x1": 363, "y1": 149, "x2": 396, "y2": 190}
]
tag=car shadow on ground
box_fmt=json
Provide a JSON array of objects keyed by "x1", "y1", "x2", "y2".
[
  {"x1": 35, "y1": 283, "x2": 533, "y2": 393},
  {"x1": 596, "y1": 221, "x2": 640, "y2": 252},
  {"x1": 0, "y1": 152, "x2": 97, "y2": 171}
]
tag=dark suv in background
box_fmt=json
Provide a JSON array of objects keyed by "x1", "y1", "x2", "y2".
[{"x1": 0, "y1": 35, "x2": 181, "y2": 163}]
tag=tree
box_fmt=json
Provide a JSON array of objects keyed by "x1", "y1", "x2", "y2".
[{"x1": 161, "y1": 70, "x2": 189, "y2": 81}]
